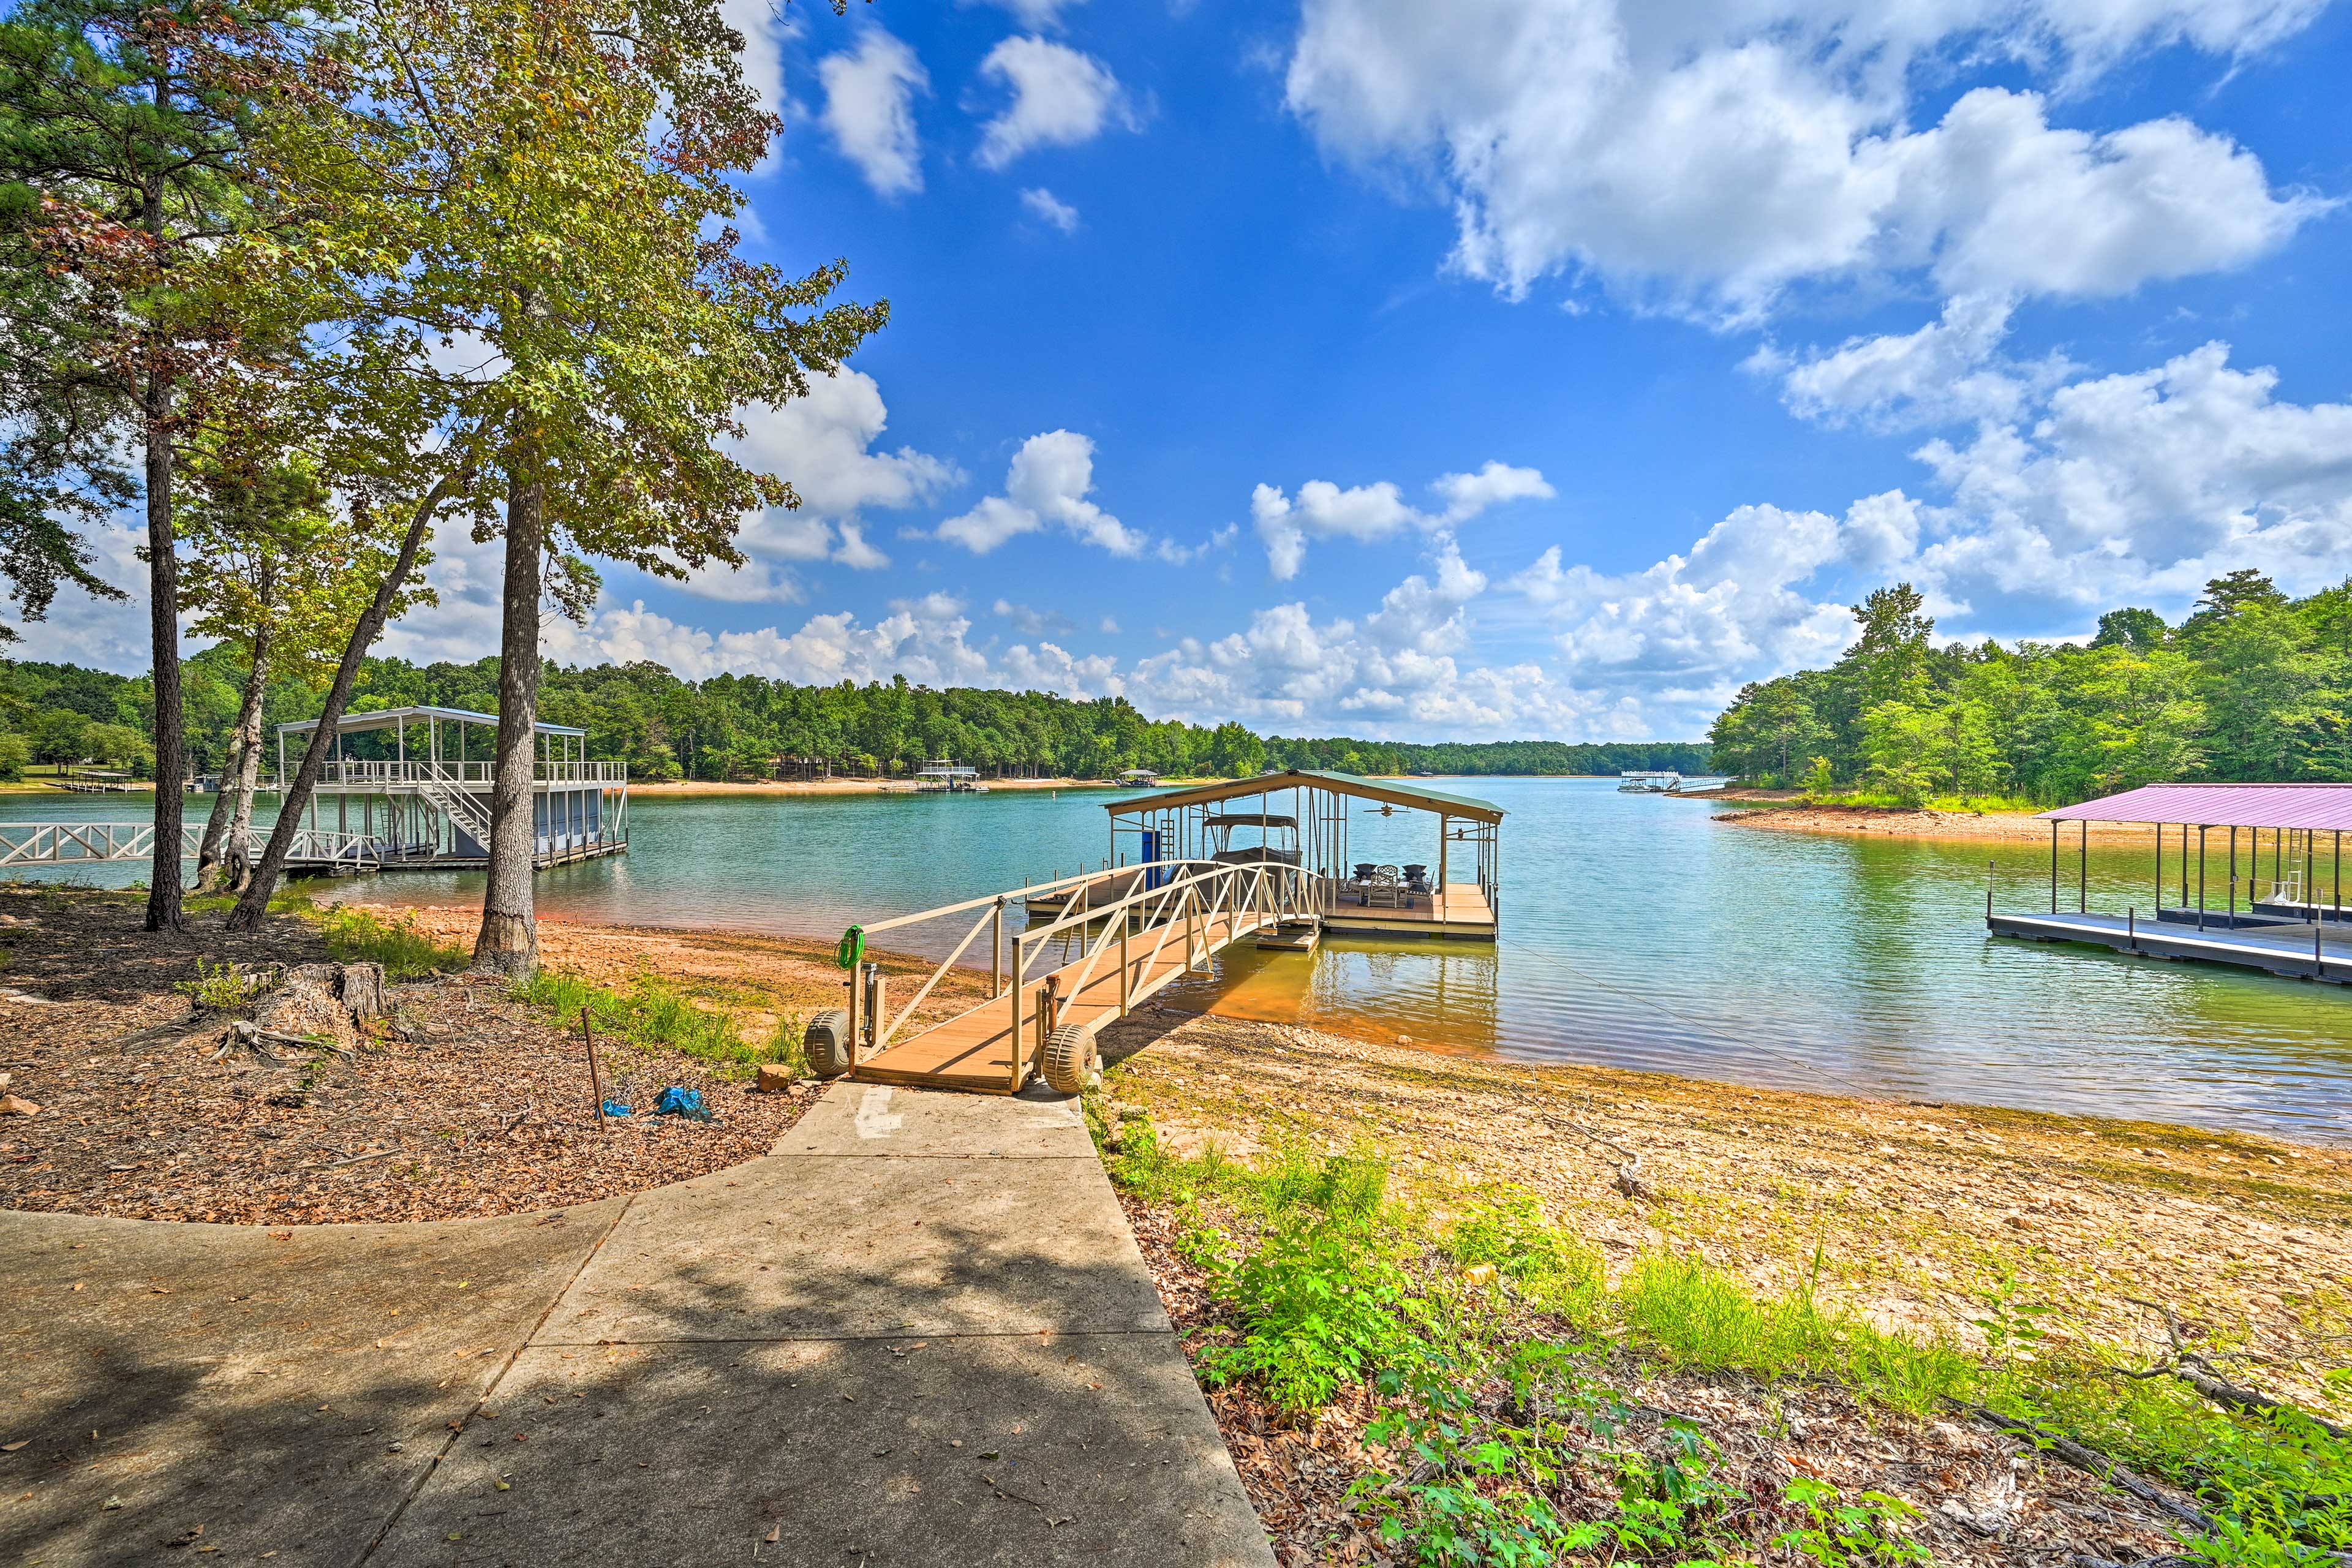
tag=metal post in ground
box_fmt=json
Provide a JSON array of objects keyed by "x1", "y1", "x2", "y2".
[{"x1": 583, "y1": 1008, "x2": 606, "y2": 1131}]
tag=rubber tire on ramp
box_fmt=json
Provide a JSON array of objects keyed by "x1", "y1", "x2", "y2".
[
  {"x1": 805, "y1": 1008, "x2": 854, "y2": 1079},
  {"x1": 1042, "y1": 1023, "x2": 1100, "y2": 1095}
]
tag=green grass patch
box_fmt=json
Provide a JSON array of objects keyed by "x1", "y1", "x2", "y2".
[
  {"x1": 513, "y1": 967, "x2": 805, "y2": 1077},
  {"x1": 1092, "y1": 1104, "x2": 2351, "y2": 1566},
  {"x1": 320, "y1": 907, "x2": 470, "y2": 981}
]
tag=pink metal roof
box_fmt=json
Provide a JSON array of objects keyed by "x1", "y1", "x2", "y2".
[{"x1": 2041, "y1": 783, "x2": 2352, "y2": 831}]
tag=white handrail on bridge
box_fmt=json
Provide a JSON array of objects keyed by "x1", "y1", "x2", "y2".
[{"x1": 850, "y1": 858, "x2": 1315, "y2": 1085}]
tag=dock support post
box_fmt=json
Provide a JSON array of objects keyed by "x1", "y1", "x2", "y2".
[
  {"x1": 2155, "y1": 823, "x2": 2163, "y2": 913},
  {"x1": 2229, "y1": 827, "x2": 2237, "y2": 925},
  {"x1": 1119, "y1": 913, "x2": 1131, "y2": 1014},
  {"x1": 2337, "y1": 830, "x2": 2342, "y2": 926},
  {"x1": 2049, "y1": 821, "x2": 2057, "y2": 913},
  {"x1": 2198, "y1": 826, "x2": 2207, "y2": 930},
  {"x1": 1007, "y1": 937, "x2": 1025, "y2": 1092},
  {"x1": 2078, "y1": 820, "x2": 2087, "y2": 914},
  {"x1": 2128, "y1": 907, "x2": 2136, "y2": 953},
  {"x1": 992, "y1": 898, "x2": 1005, "y2": 997}
]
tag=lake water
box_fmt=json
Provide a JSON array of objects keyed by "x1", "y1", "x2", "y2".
[{"x1": 12, "y1": 779, "x2": 2352, "y2": 1141}]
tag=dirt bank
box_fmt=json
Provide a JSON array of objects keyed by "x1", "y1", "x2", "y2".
[
  {"x1": 1713, "y1": 802, "x2": 2155, "y2": 844},
  {"x1": 1092, "y1": 1009, "x2": 2351, "y2": 1408}
]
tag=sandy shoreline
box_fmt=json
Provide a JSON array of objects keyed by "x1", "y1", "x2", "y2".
[{"x1": 1706, "y1": 800, "x2": 2155, "y2": 843}]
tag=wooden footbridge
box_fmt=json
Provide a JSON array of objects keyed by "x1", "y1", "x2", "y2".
[
  {"x1": 809, "y1": 859, "x2": 1317, "y2": 1095},
  {"x1": 807, "y1": 769, "x2": 1509, "y2": 1096}
]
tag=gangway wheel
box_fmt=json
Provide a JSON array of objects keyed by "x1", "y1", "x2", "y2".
[
  {"x1": 805, "y1": 1008, "x2": 854, "y2": 1079},
  {"x1": 1042, "y1": 1024, "x2": 1100, "y2": 1096}
]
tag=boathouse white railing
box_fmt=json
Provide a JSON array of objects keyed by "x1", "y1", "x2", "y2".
[
  {"x1": 844, "y1": 858, "x2": 1314, "y2": 1087},
  {"x1": 311, "y1": 759, "x2": 627, "y2": 788},
  {"x1": 0, "y1": 823, "x2": 382, "y2": 871}
]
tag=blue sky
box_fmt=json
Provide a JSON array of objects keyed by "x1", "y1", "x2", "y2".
[{"x1": 39, "y1": 0, "x2": 2352, "y2": 739}]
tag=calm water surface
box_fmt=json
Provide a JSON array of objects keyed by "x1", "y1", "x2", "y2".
[{"x1": 13, "y1": 780, "x2": 2352, "y2": 1140}]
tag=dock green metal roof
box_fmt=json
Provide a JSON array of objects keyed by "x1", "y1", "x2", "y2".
[{"x1": 1106, "y1": 769, "x2": 1505, "y2": 824}]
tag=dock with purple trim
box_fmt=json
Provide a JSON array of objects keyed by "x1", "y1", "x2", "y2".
[{"x1": 1991, "y1": 781, "x2": 2352, "y2": 984}]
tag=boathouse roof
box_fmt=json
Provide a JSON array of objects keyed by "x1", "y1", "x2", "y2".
[
  {"x1": 2042, "y1": 782, "x2": 2352, "y2": 832},
  {"x1": 1107, "y1": 768, "x2": 1505, "y2": 824},
  {"x1": 279, "y1": 704, "x2": 587, "y2": 737}
]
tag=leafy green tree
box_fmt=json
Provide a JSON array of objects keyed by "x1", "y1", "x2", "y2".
[
  {"x1": 30, "y1": 706, "x2": 87, "y2": 772},
  {"x1": 247, "y1": 0, "x2": 884, "y2": 976},
  {"x1": 0, "y1": 0, "x2": 319, "y2": 929},
  {"x1": 0, "y1": 732, "x2": 29, "y2": 782},
  {"x1": 1859, "y1": 701, "x2": 1939, "y2": 806},
  {"x1": 2090, "y1": 607, "x2": 2167, "y2": 653},
  {"x1": 81, "y1": 719, "x2": 147, "y2": 772}
]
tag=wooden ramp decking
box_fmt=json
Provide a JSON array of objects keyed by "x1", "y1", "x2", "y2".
[{"x1": 853, "y1": 910, "x2": 1273, "y2": 1094}]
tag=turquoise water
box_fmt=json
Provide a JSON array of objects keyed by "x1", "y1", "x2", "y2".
[{"x1": 10, "y1": 779, "x2": 2352, "y2": 1140}]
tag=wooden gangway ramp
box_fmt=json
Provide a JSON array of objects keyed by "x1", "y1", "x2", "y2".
[{"x1": 827, "y1": 861, "x2": 1313, "y2": 1096}]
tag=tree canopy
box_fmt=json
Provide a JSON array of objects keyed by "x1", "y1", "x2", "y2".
[{"x1": 1708, "y1": 571, "x2": 2352, "y2": 805}]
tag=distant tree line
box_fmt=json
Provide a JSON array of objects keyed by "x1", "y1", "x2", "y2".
[
  {"x1": 1707, "y1": 570, "x2": 2352, "y2": 806},
  {"x1": 0, "y1": 650, "x2": 1709, "y2": 785}
]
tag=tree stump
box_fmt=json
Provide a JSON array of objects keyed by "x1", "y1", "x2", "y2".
[{"x1": 338, "y1": 962, "x2": 386, "y2": 1024}]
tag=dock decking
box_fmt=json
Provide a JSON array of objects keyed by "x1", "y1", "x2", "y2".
[
  {"x1": 1322, "y1": 883, "x2": 1497, "y2": 940},
  {"x1": 853, "y1": 909, "x2": 1271, "y2": 1093},
  {"x1": 1989, "y1": 910, "x2": 2352, "y2": 984}
]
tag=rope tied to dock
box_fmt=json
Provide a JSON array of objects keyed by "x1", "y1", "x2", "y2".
[{"x1": 834, "y1": 925, "x2": 865, "y2": 970}]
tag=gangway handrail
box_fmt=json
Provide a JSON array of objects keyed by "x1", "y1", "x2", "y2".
[{"x1": 853, "y1": 858, "x2": 1313, "y2": 1074}]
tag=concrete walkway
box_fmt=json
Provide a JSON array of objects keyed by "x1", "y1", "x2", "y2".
[{"x1": 1, "y1": 1084, "x2": 1273, "y2": 1567}]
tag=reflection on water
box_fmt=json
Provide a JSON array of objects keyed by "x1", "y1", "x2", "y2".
[{"x1": 9, "y1": 781, "x2": 2352, "y2": 1140}]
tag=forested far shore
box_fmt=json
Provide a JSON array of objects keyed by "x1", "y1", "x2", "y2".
[
  {"x1": 0, "y1": 651, "x2": 1709, "y2": 785},
  {"x1": 1708, "y1": 570, "x2": 2352, "y2": 806}
]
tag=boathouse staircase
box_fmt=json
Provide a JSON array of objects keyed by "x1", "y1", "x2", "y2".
[{"x1": 415, "y1": 762, "x2": 496, "y2": 857}]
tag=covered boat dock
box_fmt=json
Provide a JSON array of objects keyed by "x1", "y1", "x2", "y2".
[
  {"x1": 1989, "y1": 782, "x2": 2352, "y2": 984},
  {"x1": 1102, "y1": 769, "x2": 1502, "y2": 941}
]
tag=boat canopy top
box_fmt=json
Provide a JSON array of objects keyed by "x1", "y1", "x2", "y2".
[
  {"x1": 2041, "y1": 782, "x2": 2352, "y2": 832},
  {"x1": 279, "y1": 704, "x2": 585, "y2": 738},
  {"x1": 1202, "y1": 812, "x2": 1298, "y2": 831},
  {"x1": 1108, "y1": 768, "x2": 1504, "y2": 825}
]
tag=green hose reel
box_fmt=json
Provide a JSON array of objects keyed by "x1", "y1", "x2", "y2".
[{"x1": 835, "y1": 924, "x2": 866, "y2": 971}]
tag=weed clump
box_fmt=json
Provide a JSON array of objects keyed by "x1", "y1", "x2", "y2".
[{"x1": 513, "y1": 967, "x2": 802, "y2": 1077}]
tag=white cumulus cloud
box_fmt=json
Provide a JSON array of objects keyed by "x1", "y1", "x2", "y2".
[
  {"x1": 1253, "y1": 462, "x2": 1553, "y2": 579},
  {"x1": 975, "y1": 36, "x2": 1129, "y2": 169},
  {"x1": 1283, "y1": 0, "x2": 2329, "y2": 319},
  {"x1": 820, "y1": 27, "x2": 930, "y2": 197},
  {"x1": 938, "y1": 429, "x2": 1152, "y2": 557}
]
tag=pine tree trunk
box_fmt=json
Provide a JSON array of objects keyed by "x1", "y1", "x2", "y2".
[
  {"x1": 143, "y1": 329, "x2": 185, "y2": 931},
  {"x1": 197, "y1": 631, "x2": 270, "y2": 892},
  {"x1": 473, "y1": 459, "x2": 544, "y2": 978}
]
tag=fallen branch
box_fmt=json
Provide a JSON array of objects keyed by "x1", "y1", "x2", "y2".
[
  {"x1": 1951, "y1": 1401, "x2": 2211, "y2": 1533},
  {"x1": 306, "y1": 1147, "x2": 403, "y2": 1170},
  {"x1": 2121, "y1": 1297, "x2": 2351, "y2": 1441},
  {"x1": 225, "y1": 1020, "x2": 354, "y2": 1063}
]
